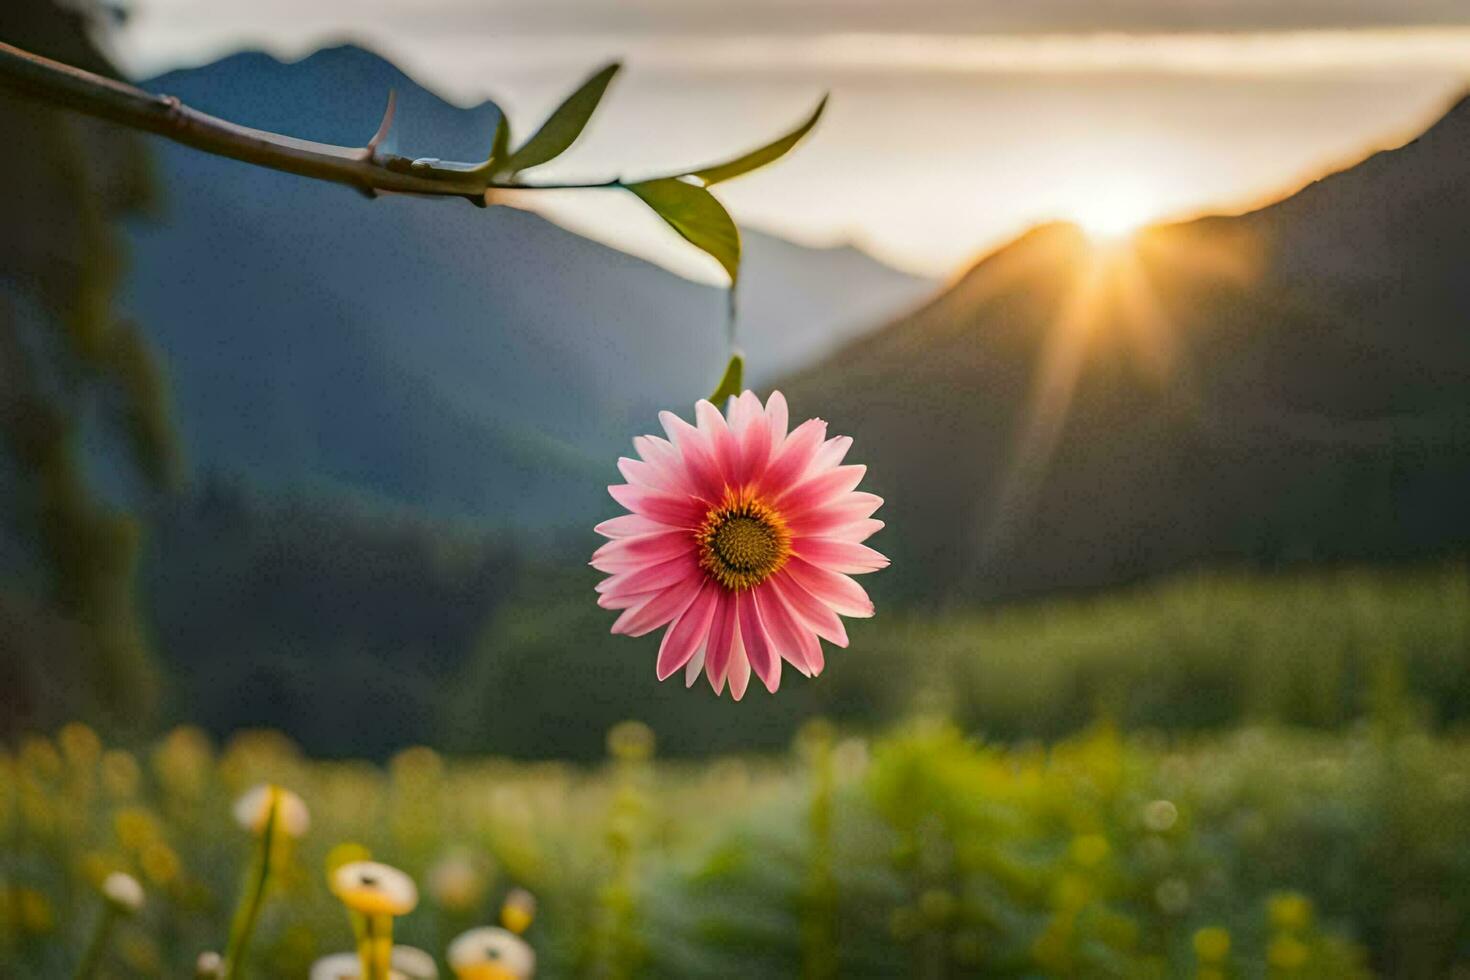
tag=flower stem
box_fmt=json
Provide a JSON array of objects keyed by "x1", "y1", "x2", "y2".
[
  {"x1": 222, "y1": 789, "x2": 281, "y2": 979},
  {"x1": 358, "y1": 913, "x2": 393, "y2": 980},
  {"x1": 71, "y1": 904, "x2": 116, "y2": 980}
]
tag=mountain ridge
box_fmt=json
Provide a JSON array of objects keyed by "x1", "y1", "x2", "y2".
[
  {"x1": 120, "y1": 42, "x2": 932, "y2": 526},
  {"x1": 782, "y1": 92, "x2": 1470, "y2": 601}
]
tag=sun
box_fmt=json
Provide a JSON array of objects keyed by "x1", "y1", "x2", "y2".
[{"x1": 1071, "y1": 185, "x2": 1160, "y2": 244}]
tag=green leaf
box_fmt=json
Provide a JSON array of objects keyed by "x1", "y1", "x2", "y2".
[
  {"x1": 625, "y1": 178, "x2": 742, "y2": 284},
  {"x1": 489, "y1": 113, "x2": 511, "y2": 168},
  {"x1": 503, "y1": 63, "x2": 620, "y2": 175},
  {"x1": 709, "y1": 353, "x2": 744, "y2": 404},
  {"x1": 690, "y1": 95, "x2": 828, "y2": 186}
]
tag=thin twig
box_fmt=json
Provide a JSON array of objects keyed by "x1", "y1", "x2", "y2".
[
  {"x1": 0, "y1": 41, "x2": 622, "y2": 203},
  {"x1": 364, "y1": 89, "x2": 397, "y2": 158}
]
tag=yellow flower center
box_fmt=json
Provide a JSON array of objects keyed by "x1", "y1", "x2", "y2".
[
  {"x1": 456, "y1": 965, "x2": 521, "y2": 980},
  {"x1": 698, "y1": 494, "x2": 790, "y2": 591},
  {"x1": 337, "y1": 884, "x2": 414, "y2": 917}
]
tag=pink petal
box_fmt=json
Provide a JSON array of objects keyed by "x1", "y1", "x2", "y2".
[
  {"x1": 633, "y1": 434, "x2": 677, "y2": 468},
  {"x1": 757, "y1": 418, "x2": 827, "y2": 494},
  {"x1": 810, "y1": 435, "x2": 852, "y2": 473},
  {"x1": 684, "y1": 641, "x2": 707, "y2": 688},
  {"x1": 695, "y1": 399, "x2": 729, "y2": 440},
  {"x1": 611, "y1": 573, "x2": 703, "y2": 636},
  {"x1": 618, "y1": 456, "x2": 677, "y2": 492},
  {"x1": 779, "y1": 465, "x2": 867, "y2": 514},
  {"x1": 764, "y1": 391, "x2": 790, "y2": 445},
  {"x1": 792, "y1": 538, "x2": 890, "y2": 575},
  {"x1": 598, "y1": 589, "x2": 656, "y2": 611},
  {"x1": 784, "y1": 557, "x2": 875, "y2": 619},
  {"x1": 590, "y1": 530, "x2": 691, "y2": 572},
  {"x1": 596, "y1": 554, "x2": 697, "y2": 598},
  {"x1": 737, "y1": 405, "x2": 773, "y2": 485},
  {"x1": 794, "y1": 622, "x2": 824, "y2": 676},
  {"x1": 823, "y1": 518, "x2": 885, "y2": 544},
  {"x1": 633, "y1": 435, "x2": 694, "y2": 496},
  {"x1": 727, "y1": 627, "x2": 751, "y2": 701},
  {"x1": 769, "y1": 572, "x2": 849, "y2": 648},
  {"x1": 736, "y1": 590, "x2": 781, "y2": 693},
  {"x1": 608, "y1": 484, "x2": 703, "y2": 528},
  {"x1": 752, "y1": 585, "x2": 816, "y2": 677},
  {"x1": 696, "y1": 399, "x2": 739, "y2": 487},
  {"x1": 786, "y1": 492, "x2": 883, "y2": 537},
  {"x1": 704, "y1": 591, "x2": 738, "y2": 693},
  {"x1": 594, "y1": 514, "x2": 666, "y2": 539},
  {"x1": 804, "y1": 631, "x2": 825, "y2": 674},
  {"x1": 656, "y1": 581, "x2": 719, "y2": 680},
  {"x1": 726, "y1": 390, "x2": 757, "y2": 433},
  {"x1": 734, "y1": 390, "x2": 763, "y2": 431},
  {"x1": 658, "y1": 409, "x2": 700, "y2": 446},
  {"x1": 659, "y1": 411, "x2": 723, "y2": 499}
]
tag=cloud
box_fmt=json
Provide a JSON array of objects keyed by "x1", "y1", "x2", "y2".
[
  {"x1": 124, "y1": 0, "x2": 1470, "y2": 40},
  {"x1": 111, "y1": 0, "x2": 1470, "y2": 278},
  {"x1": 406, "y1": 28, "x2": 1470, "y2": 79},
  {"x1": 118, "y1": 0, "x2": 1470, "y2": 82}
]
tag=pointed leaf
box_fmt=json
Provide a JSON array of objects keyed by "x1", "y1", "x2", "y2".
[
  {"x1": 625, "y1": 178, "x2": 742, "y2": 284},
  {"x1": 691, "y1": 95, "x2": 828, "y2": 186},
  {"x1": 709, "y1": 353, "x2": 744, "y2": 403},
  {"x1": 503, "y1": 63, "x2": 620, "y2": 174},
  {"x1": 489, "y1": 112, "x2": 511, "y2": 168}
]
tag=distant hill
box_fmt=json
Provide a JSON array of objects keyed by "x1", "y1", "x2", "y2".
[
  {"x1": 783, "y1": 94, "x2": 1470, "y2": 601},
  {"x1": 737, "y1": 230, "x2": 934, "y2": 381},
  {"x1": 121, "y1": 44, "x2": 931, "y2": 525}
]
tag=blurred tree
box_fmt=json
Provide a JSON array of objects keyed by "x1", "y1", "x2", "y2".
[{"x1": 0, "y1": 0, "x2": 176, "y2": 733}]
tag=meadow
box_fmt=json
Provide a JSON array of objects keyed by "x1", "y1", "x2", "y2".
[
  {"x1": 5, "y1": 564, "x2": 1470, "y2": 977},
  {"x1": 5, "y1": 712, "x2": 1468, "y2": 977},
  {"x1": 6, "y1": 5, "x2": 1470, "y2": 978},
  {"x1": 445, "y1": 563, "x2": 1470, "y2": 760}
]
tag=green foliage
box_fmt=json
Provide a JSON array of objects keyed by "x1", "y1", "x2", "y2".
[
  {"x1": 488, "y1": 114, "x2": 511, "y2": 171},
  {"x1": 708, "y1": 353, "x2": 745, "y2": 404},
  {"x1": 6, "y1": 721, "x2": 1460, "y2": 976},
  {"x1": 441, "y1": 563, "x2": 1470, "y2": 762},
  {"x1": 690, "y1": 96, "x2": 828, "y2": 187},
  {"x1": 619, "y1": 95, "x2": 827, "y2": 284},
  {"x1": 862, "y1": 565, "x2": 1470, "y2": 741},
  {"x1": 474, "y1": 61, "x2": 824, "y2": 283},
  {"x1": 0, "y1": 0, "x2": 174, "y2": 734},
  {"x1": 499, "y1": 63, "x2": 621, "y2": 177},
  {"x1": 797, "y1": 722, "x2": 838, "y2": 980},
  {"x1": 96, "y1": 538, "x2": 1470, "y2": 763},
  {"x1": 144, "y1": 483, "x2": 523, "y2": 759},
  {"x1": 101, "y1": 321, "x2": 178, "y2": 488},
  {"x1": 624, "y1": 179, "x2": 742, "y2": 284},
  {"x1": 583, "y1": 722, "x2": 655, "y2": 978}
]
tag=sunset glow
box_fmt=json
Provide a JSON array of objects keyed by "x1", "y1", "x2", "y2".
[
  {"x1": 1071, "y1": 181, "x2": 1165, "y2": 244},
  {"x1": 113, "y1": 6, "x2": 1469, "y2": 280}
]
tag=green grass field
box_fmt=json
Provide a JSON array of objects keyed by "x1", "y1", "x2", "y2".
[
  {"x1": 448, "y1": 563, "x2": 1470, "y2": 761},
  {"x1": 852, "y1": 563, "x2": 1470, "y2": 738},
  {"x1": 6, "y1": 564, "x2": 1470, "y2": 977},
  {"x1": 5, "y1": 720, "x2": 1468, "y2": 977}
]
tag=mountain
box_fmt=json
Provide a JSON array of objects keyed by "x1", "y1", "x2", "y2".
[
  {"x1": 120, "y1": 44, "x2": 931, "y2": 525},
  {"x1": 737, "y1": 230, "x2": 934, "y2": 382},
  {"x1": 782, "y1": 94, "x2": 1470, "y2": 601}
]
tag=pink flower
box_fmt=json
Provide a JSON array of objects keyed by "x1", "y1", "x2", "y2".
[{"x1": 592, "y1": 390, "x2": 888, "y2": 699}]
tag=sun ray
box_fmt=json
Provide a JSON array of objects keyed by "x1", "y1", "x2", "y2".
[{"x1": 973, "y1": 225, "x2": 1220, "y2": 572}]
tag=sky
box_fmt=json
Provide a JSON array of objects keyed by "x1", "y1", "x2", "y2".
[{"x1": 113, "y1": 1, "x2": 1470, "y2": 281}]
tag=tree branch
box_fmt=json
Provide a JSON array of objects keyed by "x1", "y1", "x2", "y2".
[
  {"x1": 1, "y1": 40, "x2": 829, "y2": 289},
  {"x1": 0, "y1": 40, "x2": 616, "y2": 204}
]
